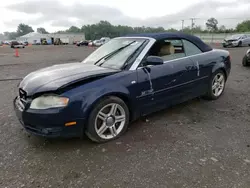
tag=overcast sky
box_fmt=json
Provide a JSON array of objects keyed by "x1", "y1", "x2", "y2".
[{"x1": 0, "y1": 0, "x2": 250, "y2": 33}]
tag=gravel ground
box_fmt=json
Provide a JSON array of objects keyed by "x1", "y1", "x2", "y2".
[{"x1": 0, "y1": 44, "x2": 250, "y2": 188}]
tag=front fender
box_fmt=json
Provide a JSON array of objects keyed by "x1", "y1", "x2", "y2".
[{"x1": 81, "y1": 84, "x2": 133, "y2": 118}]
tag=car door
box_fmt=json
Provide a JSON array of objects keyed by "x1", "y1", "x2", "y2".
[
  {"x1": 136, "y1": 54, "x2": 197, "y2": 115},
  {"x1": 182, "y1": 39, "x2": 214, "y2": 95},
  {"x1": 241, "y1": 35, "x2": 247, "y2": 46}
]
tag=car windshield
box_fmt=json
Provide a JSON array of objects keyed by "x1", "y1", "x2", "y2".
[{"x1": 82, "y1": 38, "x2": 147, "y2": 69}]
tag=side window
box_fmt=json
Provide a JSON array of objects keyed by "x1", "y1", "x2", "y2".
[
  {"x1": 182, "y1": 39, "x2": 202, "y2": 56},
  {"x1": 146, "y1": 39, "x2": 186, "y2": 62}
]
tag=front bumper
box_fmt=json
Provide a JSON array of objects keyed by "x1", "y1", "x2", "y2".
[
  {"x1": 13, "y1": 97, "x2": 85, "y2": 138},
  {"x1": 246, "y1": 54, "x2": 250, "y2": 62},
  {"x1": 222, "y1": 41, "x2": 238, "y2": 47}
]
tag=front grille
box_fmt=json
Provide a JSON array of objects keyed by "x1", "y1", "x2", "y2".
[
  {"x1": 15, "y1": 97, "x2": 25, "y2": 111},
  {"x1": 17, "y1": 88, "x2": 28, "y2": 110},
  {"x1": 19, "y1": 88, "x2": 27, "y2": 100}
]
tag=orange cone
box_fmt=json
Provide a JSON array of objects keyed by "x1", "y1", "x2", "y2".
[{"x1": 15, "y1": 49, "x2": 19, "y2": 57}]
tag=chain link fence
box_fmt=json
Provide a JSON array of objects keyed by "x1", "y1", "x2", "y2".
[{"x1": 193, "y1": 32, "x2": 250, "y2": 43}]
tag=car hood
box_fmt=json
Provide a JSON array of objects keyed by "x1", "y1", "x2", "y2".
[
  {"x1": 19, "y1": 62, "x2": 119, "y2": 96},
  {"x1": 225, "y1": 37, "x2": 239, "y2": 41}
]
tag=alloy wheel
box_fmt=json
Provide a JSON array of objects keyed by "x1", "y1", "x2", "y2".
[
  {"x1": 94, "y1": 103, "x2": 126, "y2": 140},
  {"x1": 212, "y1": 72, "x2": 225, "y2": 97}
]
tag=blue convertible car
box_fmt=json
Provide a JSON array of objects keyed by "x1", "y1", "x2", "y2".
[{"x1": 14, "y1": 32, "x2": 231, "y2": 143}]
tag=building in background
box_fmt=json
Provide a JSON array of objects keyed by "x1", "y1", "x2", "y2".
[{"x1": 16, "y1": 32, "x2": 85, "y2": 45}]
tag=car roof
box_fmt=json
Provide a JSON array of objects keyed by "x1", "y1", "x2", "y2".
[{"x1": 124, "y1": 32, "x2": 213, "y2": 52}]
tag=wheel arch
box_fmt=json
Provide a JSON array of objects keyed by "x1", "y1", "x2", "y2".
[
  {"x1": 84, "y1": 92, "x2": 135, "y2": 126},
  {"x1": 211, "y1": 62, "x2": 228, "y2": 81},
  {"x1": 218, "y1": 68, "x2": 227, "y2": 81}
]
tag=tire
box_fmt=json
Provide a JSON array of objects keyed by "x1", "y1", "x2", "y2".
[
  {"x1": 238, "y1": 41, "x2": 242, "y2": 47},
  {"x1": 204, "y1": 70, "x2": 226, "y2": 100},
  {"x1": 242, "y1": 55, "x2": 249, "y2": 67},
  {"x1": 85, "y1": 96, "x2": 130, "y2": 143}
]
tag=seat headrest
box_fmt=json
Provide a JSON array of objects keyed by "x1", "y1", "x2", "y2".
[{"x1": 158, "y1": 43, "x2": 175, "y2": 56}]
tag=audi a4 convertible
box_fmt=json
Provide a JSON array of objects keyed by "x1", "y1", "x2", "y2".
[{"x1": 14, "y1": 32, "x2": 231, "y2": 143}]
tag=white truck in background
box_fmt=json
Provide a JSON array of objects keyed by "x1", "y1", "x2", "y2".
[{"x1": 60, "y1": 38, "x2": 69, "y2": 45}]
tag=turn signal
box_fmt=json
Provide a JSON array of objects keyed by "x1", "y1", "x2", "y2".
[{"x1": 65, "y1": 122, "x2": 77, "y2": 127}]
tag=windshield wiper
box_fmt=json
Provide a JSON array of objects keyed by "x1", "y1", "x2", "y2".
[
  {"x1": 122, "y1": 40, "x2": 146, "y2": 70},
  {"x1": 94, "y1": 41, "x2": 136, "y2": 66}
]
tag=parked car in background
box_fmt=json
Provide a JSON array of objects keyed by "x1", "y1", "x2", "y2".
[
  {"x1": 4, "y1": 41, "x2": 11, "y2": 45},
  {"x1": 13, "y1": 32, "x2": 231, "y2": 143},
  {"x1": 92, "y1": 40, "x2": 103, "y2": 46},
  {"x1": 92, "y1": 37, "x2": 111, "y2": 46},
  {"x1": 76, "y1": 40, "x2": 89, "y2": 46},
  {"x1": 10, "y1": 41, "x2": 25, "y2": 48},
  {"x1": 23, "y1": 41, "x2": 29, "y2": 46},
  {"x1": 222, "y1": 34, "x2": 250, "y2": 48},
  {"x1": 242, "y1": 49, "x2": 250, "y2": 67}
]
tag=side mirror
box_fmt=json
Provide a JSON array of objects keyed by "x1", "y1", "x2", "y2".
[{"x1": 145, "y1": 56, "x2": 164, "y2": 66}]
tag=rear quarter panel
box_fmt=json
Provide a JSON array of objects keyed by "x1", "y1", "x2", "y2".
[
  {"x1": 190, "y1": 49, "x2": 230, "y2": 80},
  {"x1": 210, "y1": 49, "x2": 231, "y2": 78}
]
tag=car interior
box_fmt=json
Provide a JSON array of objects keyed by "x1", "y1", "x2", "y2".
[{"x1": 147, "y1": 39, "x2": 186, "y2": 62}]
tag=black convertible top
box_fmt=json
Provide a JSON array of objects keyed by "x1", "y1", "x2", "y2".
[{"x1": 124, "y1": 32, "x2": 213, "y2": 52}]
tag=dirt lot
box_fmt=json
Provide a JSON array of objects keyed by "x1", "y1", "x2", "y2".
[{"x1": 0, "y1": 44, "x2": 250, "y2": 188}]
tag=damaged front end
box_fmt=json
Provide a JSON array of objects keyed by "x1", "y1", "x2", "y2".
[{"x1": 13, "y1": 71, "x2": 118, "y2": 138}]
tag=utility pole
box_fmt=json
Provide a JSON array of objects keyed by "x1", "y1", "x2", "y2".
[
  {"x1": 181, "y1": 20, "x2": 184, "y2": 31},
  {"x1": 190, "y1": 18, "x2": 196, "y2": 34}
]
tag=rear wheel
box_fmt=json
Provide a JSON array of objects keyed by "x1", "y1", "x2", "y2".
[
  {"x1": 85, "y1": 96, "x2": 129, "y2": 143},
  {"x1": 204, "y1": 70, "x2": 226, "y2": 100}
]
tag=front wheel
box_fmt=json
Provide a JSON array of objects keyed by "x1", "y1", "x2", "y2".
[
  {"x1": 242, "y1": 55, "x2": 249, "y2": 67},
  {"x1": 204, "y1": 70, "x2": 226, "y2": 100},
  {"x1": 85, "y1": 96, "x2": 129, "y2": 143}
]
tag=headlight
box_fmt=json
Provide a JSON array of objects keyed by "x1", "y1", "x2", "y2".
[{"x1": 30, "y1": 95, "x2": 69, "y2": 110}]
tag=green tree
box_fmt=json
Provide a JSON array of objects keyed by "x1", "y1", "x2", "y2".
[
  {"x1": 219, "y1": 25, "x2": 226, "y2": 32},
  {"x1": 16, "y1": 23, "x2": 34, "y2": 37},
  {"x1": 37, "y1": 27, "x2": 49, "y2": 34},
  {"x1": 66, "y1": 26, "x2": 81, "y2": 33},
  {"x1": 206, "y1": 18, "x2": 219, "y2": 31},
  {"x1": 81, "y1": 20, "x2": 168, "y2": 40},
  {"x1": 3, "y1": 31, "x2": 18, "y2": 40},
  {"x1": 236, "y1": 20, "x2": 250, "y2": 32},
  {"x1": 0, "y1": 33, "x2": 4, "y2": 41}
]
